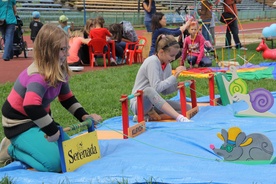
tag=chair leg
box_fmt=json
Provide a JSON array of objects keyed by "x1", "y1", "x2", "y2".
[
  {"x1": 103, "y1": 54, "x2": 106, "y2": 68},
  {"x1": 129, "y1": 51, "x2": 134, "y2": 65},
  {"x1": 138, "y1": 53, "x2": 143, "y2": 63},
  {"x1": 90, "y1": 53, "x2": 94, "y2": 68}
]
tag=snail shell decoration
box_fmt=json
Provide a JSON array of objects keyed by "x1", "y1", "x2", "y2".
[
  {"x1": 249, "y1": 88, "x2": 274, "y2": 113},
  {"x1": 229, "y1": 78, "x2": 248, "y2": 96},
  {"x1": 233, "y1": 88, "x2": 276, "y2": 117}
]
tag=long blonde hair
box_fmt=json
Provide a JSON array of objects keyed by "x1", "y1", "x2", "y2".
[
  {"x1": 84, "y1": 18, "x2": 94, "y2": 36},
  {"x1": 33, "y1": 24, "x2": 70, "y2": 87}
]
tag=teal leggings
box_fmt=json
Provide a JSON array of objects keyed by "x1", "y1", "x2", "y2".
[{"x1": 8, "y1": 127, "x2": 69, "y2": 172}]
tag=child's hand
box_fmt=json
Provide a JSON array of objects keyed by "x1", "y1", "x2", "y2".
[
  {"x1": 82, "y1": 114, "x2": 103, "y2": 124},
  {"x1": 194, "y1": 64, "x2": 199, "y2": 68},
  {"x1": 45, "y1": 130, "x2": 60, "y2": 142},
  {"x1": 174, "y1": 66, "x2": 187, "y2": 77}
]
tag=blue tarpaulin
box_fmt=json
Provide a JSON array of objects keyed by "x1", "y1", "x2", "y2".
[{"x1": 1, "y1": 94, "x2": 276, "y2": 183}]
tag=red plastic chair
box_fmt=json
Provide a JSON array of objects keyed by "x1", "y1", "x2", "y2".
[
  {"x1": 88, "y1": 38, "x2": 110, "y2": 68},
  {"x1": 134, "y1": 36, "x2": 147, "y2": 63},
  {"x1": 124, "y1": 41, "x2": 138, "y2": 65},
  {"x1": 124, "y1": 37, "x2": 147, "y2": 65}
]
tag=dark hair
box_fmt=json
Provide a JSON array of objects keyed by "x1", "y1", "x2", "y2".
[
  {"x1": 95, "y1": 16, "x2": 105, "y2": 28},
  {"x1": 151, "y1": 12, "x2": 164, "y2": 32},
  {"x1": 155, "y1": 34, "x2": 180, "y2": 53},
  {"x1": 109, "y1": 23, "x2": 123, "y2": 42}
]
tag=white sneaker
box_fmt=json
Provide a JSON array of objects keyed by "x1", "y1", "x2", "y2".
[
  {"x1": 110, "y1": 58, "x2": 117, "y2": 65},
  {"x1": 239, "y1": 47, "x2": 248, "y2": 51},
  {"x1": 133, "y1": 115, "x2": 149, "y2": 122}
]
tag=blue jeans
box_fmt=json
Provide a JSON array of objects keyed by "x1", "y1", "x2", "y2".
[
  {"x1": 187, "y1": 55, "x2": 212, "y2": 67},
  {"x1": 115, "y1": 41, "x2": 126, "y2": 58},
  {"x1": 144, "y1": 21, "x2": 152, "y2": 32},
  {"x1": 0, "y1": 24, "x2": 15, "y2": 60},
  {"x1": 202, "y1": 19, "x2": 211, "y2": 42},
  {"x1": 225, "y1": 19, "x2": 241, "y2": 48}
]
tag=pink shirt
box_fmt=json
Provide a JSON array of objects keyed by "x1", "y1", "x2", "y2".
[
  {"x1": 182, "y1": 33, "x2": 205, "y2": 64},
  {"x1": 67, "y1": 37, "x2": 83, "y2": 64}
]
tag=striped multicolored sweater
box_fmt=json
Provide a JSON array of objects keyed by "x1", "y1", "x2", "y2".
[{"x1": 1, "y1": 63, "x2": 88, "y2": 139}]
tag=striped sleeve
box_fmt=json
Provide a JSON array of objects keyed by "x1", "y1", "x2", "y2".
[{"x1": 58, "y1": 82, "x2": 88, "y2": 122}]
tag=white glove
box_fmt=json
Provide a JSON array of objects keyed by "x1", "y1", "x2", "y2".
[{"x1": 45, "y1": 130, "x2": 60, "y2": 142}]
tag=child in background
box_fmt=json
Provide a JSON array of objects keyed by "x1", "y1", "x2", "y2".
[
  {"x1": 130, "y1": 34, "x2": 191, "y2": 122},
  {"x1": 0, "y1": 24, "x2": 102, "y2": 171},
  {"x1": 79, "y1": 18, "x2": 95, "y2": 65},
  {"x1": 29, "y1": 11, "x2": 43, "y2": 42},
  {"x1": 67, "y1": 30, "x2": 91, "y2": 66},
  {"x1": 181, "y1": 21, "x2": 212, "y2": 68},
  {"x1": 58, "y1": 15, "x2": 74, "y2": 35},
  {"x1": 89, "y1": 16, "x2": 116, "y2": 65}
]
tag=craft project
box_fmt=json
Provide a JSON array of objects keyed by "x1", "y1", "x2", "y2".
[
  {"x1": 233, "y1": 88, "x2": 276, "y2": 117},
  {"x1": 216, "y1": 65, "x2": 248, "y2": 105},
  {"x1": 256, "y1": 39, "x2": 276, "y2": 60},
  {"x1": 210, "y1": 127, "x2": 274, "y2": 162}
]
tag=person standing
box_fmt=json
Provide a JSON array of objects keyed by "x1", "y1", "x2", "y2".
[
  {"x1": 29, "y1": 11, "x2": 43, "y2": 43},
  {"x1": 0, "y1": 0, "x2": 17, "y2": 61},
  {"x1": 223, "y1": 0, "x2": 247, "y2": 50},
  {"x1": 142, "y1": 0, "x2": 156, "y2": 32},
  {"x1": 199, "y1": 0, "x2": 212, "y2": 42}
]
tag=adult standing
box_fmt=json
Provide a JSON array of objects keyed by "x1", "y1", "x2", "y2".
[
  {"x1": 223, "y1": 0, "x2": 247, "y2": 50},
  {"x1": 0, "y1": 0, "x2": 17, "y2": 61},
  {"x1": 142, "y1": 0, "x2": 156, "y2": 32},
  {"x1": 199, "y1": 0, "x2": 212, "y2": 42}
]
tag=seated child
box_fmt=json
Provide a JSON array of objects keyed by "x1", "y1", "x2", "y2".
[
  {"x1": 67, "y1": 30, "x2": 91, "y2": 66},
  {"x1": 181, "y1": 21, "x2": 212, "y2": 68},
  {"x1": 89, "y1": 16, "x2": 116, "y2": 65}
]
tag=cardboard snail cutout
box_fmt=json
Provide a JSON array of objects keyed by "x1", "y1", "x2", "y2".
[
  {"x1": 210, "y1": 127, "x2": 275, "y2": 164},
  {"x1": 221, "y1": 66, "x2": 276, "y2": 117},
  {"x1": 221, "y1": 66, "x2": 248, "y2": 104}
]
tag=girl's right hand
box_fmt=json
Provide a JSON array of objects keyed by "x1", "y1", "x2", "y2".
[
  {"x1": 174, "y1": 66, "x2": 187, "y2": 77},
  {"x1": 45, "y1": 130, "x2": 60, "y2": 142}
]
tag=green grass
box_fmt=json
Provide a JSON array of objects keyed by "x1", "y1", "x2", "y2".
[
  {"x1": 1, "y1": 42, "x2": 276, "y2": 138},
  {"x1": 0, "y1": 42, "x2": 276, "y2": 183}
]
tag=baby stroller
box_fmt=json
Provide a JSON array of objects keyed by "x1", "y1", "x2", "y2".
[{"x1": 13, "y1": 15, "x2": 28, "y2": 58}]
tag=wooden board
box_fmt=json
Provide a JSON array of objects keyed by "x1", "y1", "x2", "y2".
[{"x1": 96, "y1": 130, "x2": 123, "y2": 140}]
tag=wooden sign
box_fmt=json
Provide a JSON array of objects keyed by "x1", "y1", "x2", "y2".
[
  {"x1": 128, "y1": 121, "x2": 146, "y2": 138},
  {"x1": 62, "y1": 131, "x2": 101, "y2": 172},
  {"x1": 186, "y1": 106, "x2": 199, "y2": 119}
]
